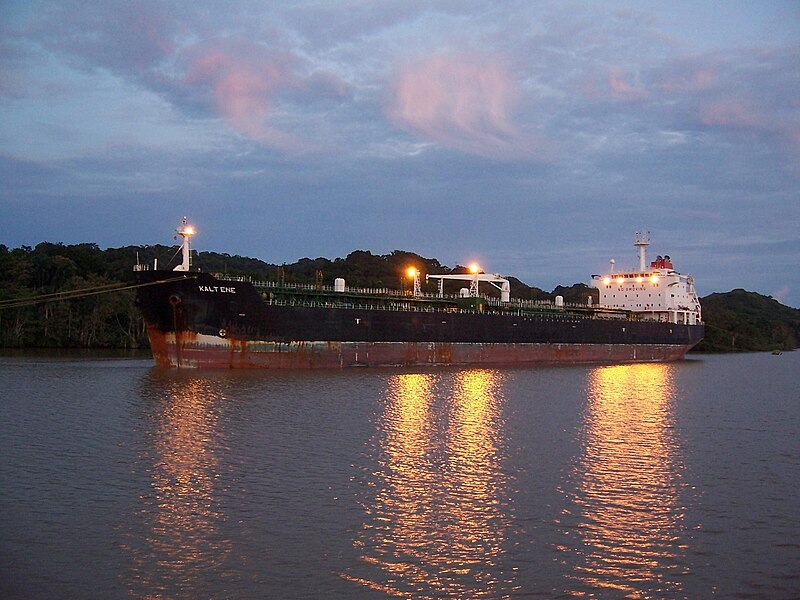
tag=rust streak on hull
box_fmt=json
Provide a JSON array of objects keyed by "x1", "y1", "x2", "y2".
[{"x1": 145, "y1": 330, "x2": 694, "y2": 369}]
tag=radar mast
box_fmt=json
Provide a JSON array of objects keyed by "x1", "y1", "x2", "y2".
[
  {"x1": 174, "y1": 217, "x2": 195, "y2": 272},
  {"x1": 634, "y1": 229, "x2": 650, "y2": 272}
]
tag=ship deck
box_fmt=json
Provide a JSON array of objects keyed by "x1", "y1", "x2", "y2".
[{"x1": 219, "y1": 274, "x2": 630, "y2": 320}]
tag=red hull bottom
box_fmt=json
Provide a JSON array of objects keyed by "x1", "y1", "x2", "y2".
[{"x1": 148, "y1": 329, "x2": 694, "y2": 369}]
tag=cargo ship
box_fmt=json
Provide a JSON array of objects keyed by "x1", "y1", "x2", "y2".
[{"x1": 133, "y1": 220, "x2": 703, "y2": 368}]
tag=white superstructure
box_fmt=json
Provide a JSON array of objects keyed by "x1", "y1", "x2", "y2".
[{"x1": 591, "y1": 231, "x2": 702, "y2": 325}]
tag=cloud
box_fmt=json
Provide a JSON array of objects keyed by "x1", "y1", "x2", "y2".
[
  {"x1": 655, "y1": 62, "x2": 717, "y2": 93},
  {"x1": 699, "y1": 98, "x2": 764, "y2": 128},
  {"x1": 20, "y1": 3, "x2": 351, "y2": 153},
  {"x1": 385, "y1": 53, "x2": 539, "y2": 160},
  {"x1": 577, "y1": 66, "x2": 650, "y2": 104},
  {"x1": 35, "y1": 0, "x2": 177, "y2": 73},
  {"x1": 607, "y1": 67, "x2": 649, "y2": 101},
  {"x1": 0, "y1": 41, "x2": 34, "y2": 99},
  {"x1": 660, "y1": 47, "x2": 798, "y2": 132},
  {"x1": 180, "y1": 40, "x2": 313, "y2": 152}
]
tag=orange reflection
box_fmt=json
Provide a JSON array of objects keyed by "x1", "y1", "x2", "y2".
[
  {"x1": 125, "y1": 376, "x2": 232, "y2": 597},
  {"x1": 563, "y1": 364, "x2": 688, "y2": 597},
  {"x1": 346, "y1": 370, "x2": 516, "y2": 598}
]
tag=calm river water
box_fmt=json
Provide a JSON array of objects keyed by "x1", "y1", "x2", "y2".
[{"x1": 1, "y1": 352, "x2": 798, "y2": 599}]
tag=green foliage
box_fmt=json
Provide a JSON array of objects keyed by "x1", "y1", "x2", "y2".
[
  {"x1": 194, "y1": 251, "x2": 275, "y2": 277},
  {"x1": 0, "y1": 245, "x2": 146, "y2": 349},
  {"x1": 695, "y1": 289, "x2": 800, "y2": 352}
]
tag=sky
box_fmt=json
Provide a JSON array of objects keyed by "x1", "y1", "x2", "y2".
[{"x1": 1, "y1": 1, "x2": 799, "y2": 306}]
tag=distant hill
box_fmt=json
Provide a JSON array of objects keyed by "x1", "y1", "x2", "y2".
[
  {"x1": 695, "y1": 289, "x2": 800, "y2": 352},
  {"x1": 1, "y1": 242, "x2": 796, "y2": 352}
]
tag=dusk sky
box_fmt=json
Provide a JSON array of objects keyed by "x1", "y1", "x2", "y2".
[{"x1": 2, "y1": 1, "x2": 799, "y2": 306}]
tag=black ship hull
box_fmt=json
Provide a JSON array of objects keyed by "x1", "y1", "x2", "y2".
[{"x1": 134, "y1": 271, "x2": 704, "y2": 369}]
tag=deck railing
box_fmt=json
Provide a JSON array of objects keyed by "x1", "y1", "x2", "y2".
[
  {"x1": 217, "y1": 274, "x2": 695, "y2": 325},
  {"x1": 218, "y1": 273, "x2": 597, "y2": 312}
]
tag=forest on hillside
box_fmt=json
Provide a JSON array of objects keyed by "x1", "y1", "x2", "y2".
[
  {"x1": 1, "y1": 242, "x2": 797, "y2": 352},
  {"x1": 694, "y1": 289, "x2": 800, "y2": 352}
]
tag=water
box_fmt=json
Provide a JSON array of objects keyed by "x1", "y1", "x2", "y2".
[{"x1": 1, "y1": 352, "x2": 798, "y2": 599}]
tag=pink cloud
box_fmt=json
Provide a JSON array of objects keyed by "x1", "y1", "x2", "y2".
[
  {"x1": 386, "y1": 53, "x2": 538, "y2": 160},
  {"x1": 182, "y1": 42, "x2": 309, "y2": 152},
  {"x1": 579, "y1": 67, "x2": 648, "y2": 103},
  {"x1": 699, "y1": 99, "x2": 764, "y2": 128},
  {"x1": 607, "y1": 67, "x2": 648, "y2": 101},
  {"x1": 130, "y1": 11, "x2": 175, "y2": 62},
  {"x1": 699, "y1": 96, "x2": 800, "y2": 175},
  {"x1": 657, "y1": 65, "x2": 717, "y2": 93}
]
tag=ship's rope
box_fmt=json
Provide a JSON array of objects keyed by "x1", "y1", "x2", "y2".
[{"x1": 0, "y1": 277, "x2": 194, "y2": 311}]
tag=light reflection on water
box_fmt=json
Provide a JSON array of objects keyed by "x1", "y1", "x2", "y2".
[
  {"x1": 560, "y1": 363, "x2": 691, "y2": 597},
  {"x1": 2, "y1": 353, "x2": 799, "y2": 598},
  {"x1": 345, "y1": 369, "x2": 518, "y2": 598},
  {"x1": 122, "y1": 374, "x2": 234, "y2": 598}
]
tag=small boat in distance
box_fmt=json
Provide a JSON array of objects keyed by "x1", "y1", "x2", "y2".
[{"x1": 133, "y1": 220, "x2": 704, "y2": 368}]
